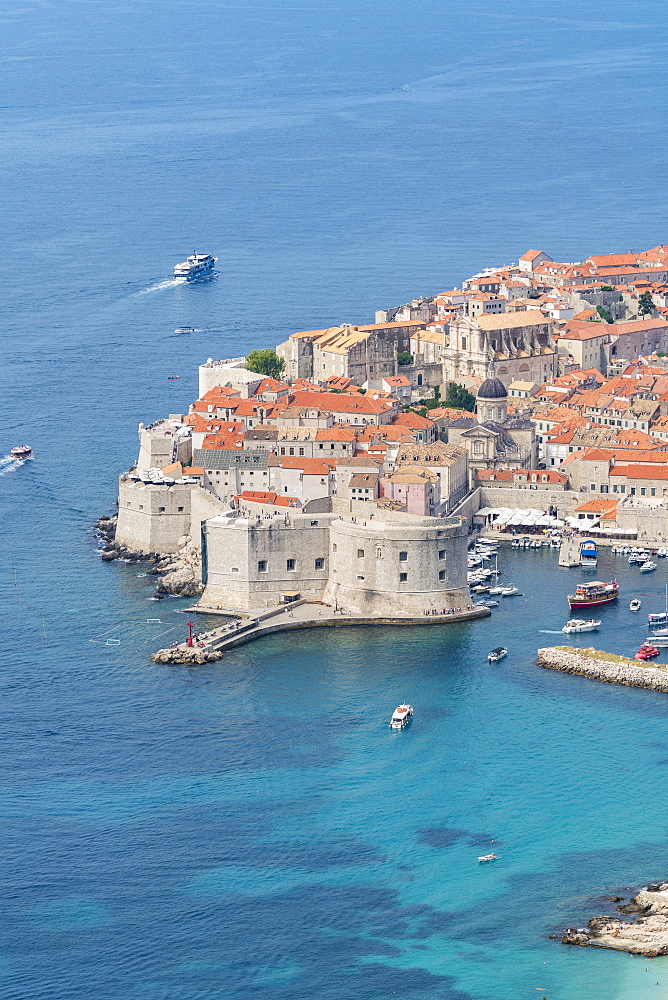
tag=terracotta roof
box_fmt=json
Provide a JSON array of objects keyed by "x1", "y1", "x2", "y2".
[
  {"x1": 575, "y1": 497, "x2": 619, "y2": 513},
  {"x1": 279, "y1": 457, "x2": 336, "y2": 474}
]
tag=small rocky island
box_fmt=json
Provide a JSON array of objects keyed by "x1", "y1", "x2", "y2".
[{"x1": 563, "y1": 883, "x2": 668, "y2": 956}]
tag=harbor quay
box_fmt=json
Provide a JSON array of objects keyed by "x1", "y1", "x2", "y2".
[{"x1": 152, "y1": 600, "x2": 490, "y2": 664}]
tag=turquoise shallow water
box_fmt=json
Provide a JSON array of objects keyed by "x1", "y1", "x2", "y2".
[{"x1": 4, "y1": 0, "x2": 668, "y2": 995}]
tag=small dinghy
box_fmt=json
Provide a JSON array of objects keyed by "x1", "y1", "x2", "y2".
[
  {"x1": 478, "y1": 854, "x2": 497, "y2": 863},
  {"x1": 630, "y1": 599, "x2": 641, "y2": 612},
  {"x1": 487, "y1": 647, "x2": 507, "y2": 662}
]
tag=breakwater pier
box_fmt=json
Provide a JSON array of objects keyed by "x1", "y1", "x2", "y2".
[
  {"x1": 538, "y1": 645, "x2": 668, "y2": 693},
  {"x1": 152, "y1": 601, "x2": 490, "y2": 664}
]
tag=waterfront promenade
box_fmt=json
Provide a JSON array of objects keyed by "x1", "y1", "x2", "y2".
[{"x1": 152, "y1": 600, "x2": 490, "y2": 662}]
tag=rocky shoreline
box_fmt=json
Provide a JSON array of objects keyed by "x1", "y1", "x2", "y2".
[
  {"x1": 151, "y1": 645, "x2": 224, "y2": 665},
  {"x1": 93, "y1": 515, "x2": 203, "y2": 598},
  {"x1": 537, "y1": 645, "x2": 668, "y2": 693},
  {"x1": 562, "y1": 883, "x2": 668, "y2": 956}
]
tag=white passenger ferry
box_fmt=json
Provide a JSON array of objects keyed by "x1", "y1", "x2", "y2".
[
  {"x1": 173, "y1": 252, "x2": 217, "y2": 281},
  {"x1": 389, "y1": 704, "x2": 413, "y2": 729}
]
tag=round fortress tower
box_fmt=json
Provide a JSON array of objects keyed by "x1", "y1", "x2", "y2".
[{"x1": 322, "y1": 513, "x2": 469, "y2": 616}]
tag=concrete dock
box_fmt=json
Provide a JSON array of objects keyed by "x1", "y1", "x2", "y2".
[{"x1": 152, "y1": 601, "x2": 490, "y2": 663}]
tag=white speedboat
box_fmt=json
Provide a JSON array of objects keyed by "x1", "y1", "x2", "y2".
[
  {"x1": 630, "y1": 600, "x2": 641, "y2": 612},
  {"x1": 487, "y1": 646, "x2": 507, "y2": 662},
  {"x1": 562, "y1": 618, "x2": 601, "y2": 633},
  {"x1": 640, "y1": 561, "x2": 657, "y2": 573},
  {"x1": 174, "y1": 326, "x2": 195, "y2": 334},
  {"x1": 389, "y1": 704, "x2": 413, "y2": 730},
  {"x1": 488, "y1": 586, "x2": 504, "y2": 595},
  {"x1": 10, "y1": 444, "x2": 32, "y2": 457},
  {"x1": 481, "y1": 599, "x2": 499, "y2": 608},
  {"x1": 173, "y1": 252, "x2": 217, "y2": 280},
  {"x1": 658, "y1": 548, "x2": 668, "y2": 558},
  {"x1": 478, "y1": 854, "x2": 497, "y2": 863},
  {"x1": 500, "y1": 586, "x2": 520, "y2": 596}
]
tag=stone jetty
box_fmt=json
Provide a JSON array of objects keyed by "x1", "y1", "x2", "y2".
[
  {"x1": 151, "y1": 645, "x2": 223, "y2": 665},
  {"x1": 562, "y1": 883, "x2": 668, "y2": 956},
  {"x1": 537, "y1": 645, "x2": 668, "y2": 693},
  {"x1": 151, "y1": 601, "x2": 490, "y2": 664}
]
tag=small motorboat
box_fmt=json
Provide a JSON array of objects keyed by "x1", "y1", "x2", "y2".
[
  {"x1": 471, "y1": 585, "x2": 490, "y2": 594},
  {"x1": 500, "y1": 586, "x2": 520, "y2": 596},
  {"x1": 389, "y1": 704, "x2": 413, "y2": 730},
  {"x1": 487, "y1": 647, "x2": 507, "y2": 662},
  {"x1": 562, "y1": 618, "x2": 601, "y2": 634},
  {"x1": 488, "y1": 586, "x2": 504, "y2": 595},
  {"x1": 640, "y1": 561, "x2": 657, "y2": 574},
  {"x1": 658, "y1": 548, "x2": 668, "y2": 558},
  {"x1": 630, "y1": 600, "x2": 641, "y2": 612},
  {"x1": 10, "y1": 445, "x2": 32, "y2": 457},
  {"x1": 635, "y1": 643, "x2": 660, "y2": 661},
  {"x1": 481, "y1": 599, "x2": 499, "y2": 608},
  {"x1": 478, "y1": 854, "x2": 497, "y2": 863},
  {"x1": 174, "y1": 326, "x2": 195, "y2": 334},
  {"x1": 167, "y1": 375, "x2": 181, "y2": 380}
]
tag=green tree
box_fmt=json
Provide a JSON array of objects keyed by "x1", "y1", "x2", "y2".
[
  {"x1": 445, "y1": 382, "x2": 476, "y2": 412},
  {"x1": 245, "y1": 349, "x2": 286, "y2": 379},
  {"x1": 596, "y1": 305, "x2": 613, "y2": 324},
  {"x1": 599, "y1": 284, "x2": 614, "y2": 291},
  {"x1": 638, "y1": 291, "x2": 655, "y2": 318},
  {"x1": 397, "y1": 350, "x2": 413, "y2": 366}
]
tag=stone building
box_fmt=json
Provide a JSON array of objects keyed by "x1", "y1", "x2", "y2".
[
  {"x1": 444, "y1": 311, "x2": 558, "y2": 387},
  {"x1": 447, "y1": 378, "x2": 537, "y2": 479},
  {"x1": 275, "y1": 322, "x2": 425, "y2": 385},
  {"x1": 136, "y1": 418, "x2": 192, "y2": 471}
]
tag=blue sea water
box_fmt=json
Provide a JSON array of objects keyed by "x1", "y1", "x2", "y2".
[{"x1": 4, "y1": 0, "x2": 668, "y2": 996}]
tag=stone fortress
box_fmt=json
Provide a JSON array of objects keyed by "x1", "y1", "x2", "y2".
[
  {"x1": 114, "y1": 406, "x2": 471, "y2": 615},
  {"x1": 200, "y1": 499, "x2": 468, "y2": 614}
]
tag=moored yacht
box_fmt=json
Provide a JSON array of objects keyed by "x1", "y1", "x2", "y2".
[
  {"x1": 173, "y1": 252, "x2": 217, "y2": 281},
  {"x1": 579, "y1": 539, "x2": 597, "y2": 569}
]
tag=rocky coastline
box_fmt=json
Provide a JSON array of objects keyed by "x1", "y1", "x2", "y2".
[
  {"x1": 562, "y1": 883, "x2": 668, "y2": 956},
  {"x1": 537, "y1": 645, "x2": 668, "y2": 693},
  {"x1": 93, "y1": 515, "x2": 203, "y2": 598}
]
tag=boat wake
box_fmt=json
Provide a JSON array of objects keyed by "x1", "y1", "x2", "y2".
[
  {"x1": 0, "y1": 454, "x2": 29, "y2": 476},
  {"x1": 133, "y1": 278, "x2": 186, "y2": 296},
  {"x1": 538, "y1": 629, "x2": 566, "y2": 634}
]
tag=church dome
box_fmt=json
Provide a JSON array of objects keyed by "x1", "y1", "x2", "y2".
[{"x1": 477, "y1": 377, "x2": 507, "y2": 400}]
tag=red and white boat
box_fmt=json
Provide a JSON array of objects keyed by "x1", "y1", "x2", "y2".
[
  {"x1": 568, "y1": 580, "x2": 619, "y2": 610},
  {"x1": 635, "y1": 642, "x2": 659, "y2": 661},
  {"x1": 10, "y1": 445, "x2": 32, "y2": 458}
]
